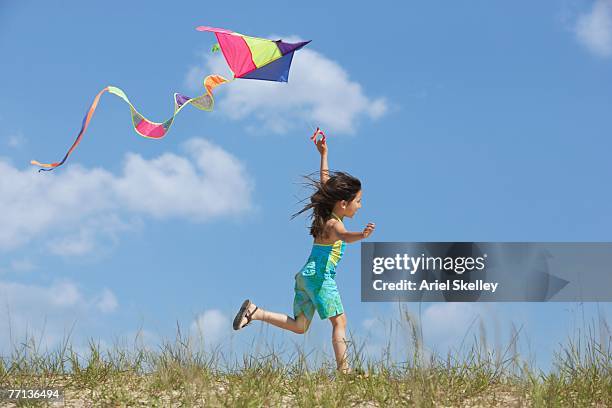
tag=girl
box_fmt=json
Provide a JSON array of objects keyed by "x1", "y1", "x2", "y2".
[{"x1": 232, "y1": 136, "x2": 375, "y2": 373}]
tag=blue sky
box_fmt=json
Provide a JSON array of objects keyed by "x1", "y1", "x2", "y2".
[{"x1": 0, "y1": 1, "x2": 611, "y2": 369}]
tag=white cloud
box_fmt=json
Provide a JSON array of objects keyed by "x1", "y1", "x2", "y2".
[
  {"x1": 0, "y1": 279, "x2": 119, "y2": 352},
  {"x1": 49, "y1": 281, "x2": 83, "y2": 307},
  {"x1": 129, "y1": 328, "x2": 160, "y2": 351},
  {"x1": 418, "y1": 303, "x2": 501, "y2": 354},
  {"x1": 47, "y1": 227, "x2": 97, "y2": 256},
  {"x1": 0, "y1": 162, "x2": 115, "y2": 251},
  {"x1": 46, "y1": 214, "x2": 135, "y2": 256},
  {"x1": 360, "y1": 303, "x2": 496, "y2": 361},
  {"x1": 185, "y1": 41, "x2": 388, "y2": 134},
  {"x1": 362, "y1": 317, "x2": 380, "y2": 331},
  {"x1": 115, "y1": 139, "x2": 252, "y2": 220},
  {"x1": 95, "y1": 288, "x2": 118, "y2": 313},
  {"x1": 0, "y1": 280, "x2": 81, "y2": 309},
  {"x1": 575, "y1": 0, "x2": 612, "y2": 57},
  {"x1": 0, "y1": 138, "x2": 253, "y2": 254},
  {"x1": 421, "y1": 303, "x2": 480, "y2": 341},
  {"x1": 190, "y1": 309, "x2": 230, "y2": 345}
]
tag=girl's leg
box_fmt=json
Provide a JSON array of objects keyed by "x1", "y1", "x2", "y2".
[
  {"x1": 329, "y1": 313, "x2": 349, "y2": 373},
  {"x1": 237, "y1": 302, "x2": 311, "y2": 334}
]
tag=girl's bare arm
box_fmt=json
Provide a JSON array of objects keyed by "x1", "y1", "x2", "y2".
[
  {"x1": 331, "y1": 220, "x2": 376, "y2": 244},
  {"x1": 316, "y1": 138, "x2": 329, "y2": 184}
]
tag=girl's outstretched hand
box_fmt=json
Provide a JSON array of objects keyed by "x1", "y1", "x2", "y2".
[
  {"x1": 362, "y1": 222, "x2": 376, "y2": 239},
  {"x1": 316, "y1": 137, "x2": 327, "y2": 156}
]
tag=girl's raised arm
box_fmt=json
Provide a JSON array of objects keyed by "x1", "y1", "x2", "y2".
[{"x1": 316, "y1": 138, "x2": 329, "y2": 184}]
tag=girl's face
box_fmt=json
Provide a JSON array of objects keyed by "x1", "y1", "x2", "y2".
[{"x1": 343, "y1": 190, "x2": 362, "y2": 218}]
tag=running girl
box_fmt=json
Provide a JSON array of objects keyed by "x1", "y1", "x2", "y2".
[{"x1": 232, "y1": 136, "x2": 375, "y2": 373}]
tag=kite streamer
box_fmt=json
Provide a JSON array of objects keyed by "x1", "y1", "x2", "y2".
[
  {"x1": 31, "y1": 75, "x2": 229, "y2": 171},
  {"x1": 32, "y1": 26, "x2": 310, "y2": 171}
]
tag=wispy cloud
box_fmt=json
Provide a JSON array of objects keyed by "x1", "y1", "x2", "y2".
[
  {"x1": 128, "y1": 328, "x2": 161, "y2": 351},
  {"x1": 421, "y1": 303, "x2": 481, "y2": 344},
  {"x1": 360, "y1": 303, "x2": 496, "y2": 360},
  {"x1": 95, "y1": 288, "x2": 118, "y2": 313},
  {"x1": 0, "y1": 279, "x2": 119, "y2": 351},
  {"x1": 190, "y1": 309, "x2": 230, "y2": 345},
  {"x1": 45, "y1": 215, "x2": 133, "y2": 256},
  {"x1": 575, "y1": 0, "x2": 612, "y2": 57},
  {"x1": 0, "y1": 138, "x2": 253, "y2": 255},
  {"x1": 185, "y1": 40, "x2": 388, "y2": 134}
]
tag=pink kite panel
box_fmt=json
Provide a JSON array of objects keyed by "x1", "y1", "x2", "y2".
[
  {"x1": 135, "y1": 120, "x2": 167, "y2": 139},
  {"x1": 215, "y1": 33, "x2": 256, "y2": 77}
]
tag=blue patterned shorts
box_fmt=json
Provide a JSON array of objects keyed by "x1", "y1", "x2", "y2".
[{"x1": 293, "y1": 258, "x2": 344, "y2": 320}]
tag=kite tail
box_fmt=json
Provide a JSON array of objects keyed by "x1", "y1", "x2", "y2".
[
  {"x1": 31, "y1": 74, "x2": 230, "y2": 171},
  {"x1": 31, "y1": 87, "x2": 109, "y2": 171}
]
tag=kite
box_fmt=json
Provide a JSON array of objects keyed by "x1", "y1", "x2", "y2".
[
  {"x1": 31, "y1": 26, "x2": 310, "y2": 171},
  {"x1": 197, "y1": 26, "x2": 310, "y2": 82}
]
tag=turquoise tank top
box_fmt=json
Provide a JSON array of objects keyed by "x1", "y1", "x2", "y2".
[{"x1": 300, "y1": 213, "x2": 347, "y2": 276}]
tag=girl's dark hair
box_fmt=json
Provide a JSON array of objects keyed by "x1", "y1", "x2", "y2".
[{"x1": 292, "y1": 171, "x2": 361, "y2": 239}]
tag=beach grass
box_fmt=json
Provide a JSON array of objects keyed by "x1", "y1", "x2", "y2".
[{"x1": 0, "y1": 311, "x2": 610, "y2": 407}]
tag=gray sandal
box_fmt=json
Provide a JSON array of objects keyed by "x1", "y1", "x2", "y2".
[{"x1": 233, "y1": 299, "x2": 258, "y2": 330}]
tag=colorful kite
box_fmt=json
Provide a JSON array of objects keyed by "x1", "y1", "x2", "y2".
[
  {"x1": 196, "y1": 26, "x2": 310, "y2": 82},
  {"x1": 31, "y1": 26, "x2": 310, "y2": 171}
]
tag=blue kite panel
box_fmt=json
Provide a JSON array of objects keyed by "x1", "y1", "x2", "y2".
[{"x1": 241, "y1": 53, "x2": 295, "y2": 82}]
